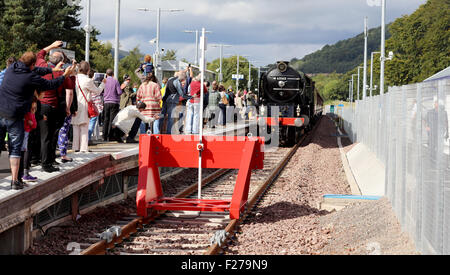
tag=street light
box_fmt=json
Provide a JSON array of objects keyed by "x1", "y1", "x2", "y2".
[
  {"x1": 114, "y1": 0, "x2": 120, "y2": 78},
  {"x1": 138, "y1": 8, "x2": 183, "y2": 80},
  {"x1": 363, "y1": 16, "x2": 368, "y2": 100},
  {"x1": 184, "y1": 30, "x2": 212, "y2": 66},
  {"x1": 380, "y1": 0, "x2": 386, "y2": 96},
  {"x1": 247, "y1": 60, "x2": 261, "y2": 90},
  {"x1": 349, "y1": 80, "x2": 352, "y2": 102},
  {"x1": 210, "y1": 44, "x2": 232, "y2": 83},
  {"x1": 370, "y1": 51, "x2": 380, "y2": 97},
  {"x1": 67, "y1": 0, "x2": 91, "y2": 62},
  {"x1": 351, "y1": 74, "x2": 357, "y2": 104},
  {"x1": 226, "y1": 54, "x2": 249, "y2": 91},
  {"x1": 357, "y1": 66, "x2": 363, "y2": 101}
]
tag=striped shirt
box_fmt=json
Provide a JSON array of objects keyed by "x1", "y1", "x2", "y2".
[
  {"x1": 137, "y1": 81, "x2": 161, "y2": 118},
  {"x1": 92, "y1": 94, "x2": 104, "y2": 113}
]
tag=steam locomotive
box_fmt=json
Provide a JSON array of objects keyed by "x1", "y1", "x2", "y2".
[{"x1": 257, "y1": 61, "x2": 323, "y2": 146}]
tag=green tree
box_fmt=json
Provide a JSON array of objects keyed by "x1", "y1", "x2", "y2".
[
  {"x1": 0, "y1": 0, "x2": 84, "y2": 63},
  {"x1": 89, "y1": 41, "x2": 114, "y2": 73},
  {"x1": 291, "y1": 26, "x2": 391, "y2": 74},
  {"x1": 119, "y1": 46, "x2": 144, "y2": 84},
  {"x1": 161, "y1": 49, "x2": 177, "y2": 61},
  {"x1": 385, "y1": 0, "x2": 450, "y2": 86},
  {"x1": 207, "y1": 56, "x2": 259, "y2": 91}
]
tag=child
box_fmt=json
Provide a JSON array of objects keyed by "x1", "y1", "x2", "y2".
[
  {"x1": 140, "y1": 55, "x2": 154, "y2": 76},
  {"x1": 21, "y1": 101, "x2": 38, "y2": 182}
]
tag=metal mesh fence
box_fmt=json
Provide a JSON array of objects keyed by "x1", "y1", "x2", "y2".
[{"x1": 339, "y1": 77, "x2": 450, "y2": 255}]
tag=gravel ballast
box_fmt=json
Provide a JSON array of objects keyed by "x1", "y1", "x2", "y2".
[
  {"x1": 226, "y1": 116, "x2": 417, "y2": 255},
  {"x1": 25, "y1": 116, "x2": 417, "y2": 255}
]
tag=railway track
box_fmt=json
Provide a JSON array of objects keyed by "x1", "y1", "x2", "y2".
[{"x1": 81, "y1": 118, "x2": 321, "y2": 255}]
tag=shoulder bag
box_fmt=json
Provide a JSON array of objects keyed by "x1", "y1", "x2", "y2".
[{"x1": 77, "y1": 77, "x2": 99, "y2": 118}]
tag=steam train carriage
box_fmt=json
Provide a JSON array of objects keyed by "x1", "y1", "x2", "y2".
[{"x1": 257, "y1": 61, "x2": 323, "y2": 146}]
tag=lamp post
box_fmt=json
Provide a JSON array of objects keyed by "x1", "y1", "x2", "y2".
[
  {"x1": 210, "y1": 44, "x2": 232, "y2": 83},
  {"x1": 380, "y1": 0, "x2": 386, "y2": 96},
  {"x1": 351, "y1": 74, "x2": 357, "y2": 104},
  {"x1": 247, "y1": 60, "x2": 260, "y2": 90},
  {"x1": 357, "y1": 66, "x2": 363, "y2": 101},
  {"x1": 184, "y1": 30, "x2": 213, "y2": 66},
  {"x1": 232, "y1": 54, "x2": 249, "y2": 91},
  {"x1": 197, "y1": 27, "x2": 208, "y2": 200},
  {"x1": 114, "y1": 0, "x2": 120, "y2": 78},
  {"x1": 363, "y1": 16, "x2": 368, "y2": 100},
  {"x1": 370, "y1": 51, "x2": 380, "y2": 97},
  {"x1": 67, "y1": 0, "x2": 90, "y2": 61},
  {"x1": 84, "y1": 0, "x2": 91, "y2": 62},
  {"x1": 183, "y1": 30, "x2": 199, "y2": 66},
  {"x1": 138, "y1": 8, "x2": 183, "y2": 80},
  {"x1": 348, "y1": 80, "x2": 352, "y2": 103}
]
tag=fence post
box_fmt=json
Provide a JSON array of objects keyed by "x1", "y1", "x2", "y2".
[
  {"x1": 415, "y1": 82, "x2": 423, "y2": 252},
  {"x1": 437, "y1": 79, "x2": 445, "y2": 254},
  {"x1": 400, "y1": 85, "x2": 407, "y2": 226}
]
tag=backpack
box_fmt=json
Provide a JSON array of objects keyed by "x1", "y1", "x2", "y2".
[
  {"x1": 221, "y1": 94, "x2": 229, "y2": 105},
  {"x1": 227, "y1": 92, "x2": 235, "y2": 106}
]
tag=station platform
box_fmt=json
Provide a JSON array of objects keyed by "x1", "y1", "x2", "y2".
[{"x1": 0, "y1": 120, "x2": 253, "y2": 254}]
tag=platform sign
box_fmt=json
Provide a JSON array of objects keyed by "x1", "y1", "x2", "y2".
[{"x1": 232, "y1": 74, "x2": 244, "y2": 80}]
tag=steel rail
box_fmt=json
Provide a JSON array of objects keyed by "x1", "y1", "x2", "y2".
[
  {"x1": 205, "y1": 116, "x2": 323, "y2": 255},
  {"x1": 81, "y1": 168, "x2": 229, "y2": 255},
  {"x1": 82, "y1": 117, "x2": 322, "y2": 255}
]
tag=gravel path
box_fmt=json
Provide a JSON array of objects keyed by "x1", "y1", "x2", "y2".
[
  {"x1": 319, "y1": 198, "x2": 418, "y2": 255},
  {"x1": 226, "y1": 116, "x2": 417, "y2": 255}
]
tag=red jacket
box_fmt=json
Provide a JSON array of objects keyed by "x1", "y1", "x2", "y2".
[
  {"x1": 36, "y1": 49, "x2": 74, "y2": 108},
  {"x1": 24, "y1": 112, "x2": 37, "y2": 133},
  {"x1": 189, "y1": 81, "x2": 207, "y2": 103}
]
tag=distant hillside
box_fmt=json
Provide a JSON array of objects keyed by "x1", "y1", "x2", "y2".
[
  {"x1": 111, "y1": 48, "x2": 130, "y2": 60},
  {"x1": 291, "y1": 26, "x2": 391, "y2": 74}
]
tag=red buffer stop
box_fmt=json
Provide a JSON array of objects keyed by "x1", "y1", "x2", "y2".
[{"x1": 136, "y1": 135, "x2": 265, "y2": 220}]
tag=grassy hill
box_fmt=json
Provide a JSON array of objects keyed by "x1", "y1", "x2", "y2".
[{"x1": 291, "y1": 26, "x2": 391, "y2": 74}]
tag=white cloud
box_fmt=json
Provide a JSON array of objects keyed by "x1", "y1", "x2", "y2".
[{"x1": 78, "y1": 0, "x2": 427, "y2": 65}]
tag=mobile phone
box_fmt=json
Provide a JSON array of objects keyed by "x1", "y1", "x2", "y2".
[{"x1": 62, "y1": 63, "x2": 71, "y2": 70}]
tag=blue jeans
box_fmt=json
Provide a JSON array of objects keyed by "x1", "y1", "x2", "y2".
[
  {"x1": 0, "y1": 116, "x2": 24, "y2": 158},
  {"x1": 140, "y1": 121, "x2": 147, "y2": 134},
  {"x1": 88, "y1": 116, "x2": 98, "y2": 141},
  {"x1": 185, "y1": 101, "x2": 200, "y2": 134},
  {"x1": 161, "y1": 102, "x2": 178, "y2": 134},
  {"x1": 153, "y1": 118, "x2": 161, "y2": 134}
]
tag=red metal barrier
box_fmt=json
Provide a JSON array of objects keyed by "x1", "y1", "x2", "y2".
[{"x1": 136, "y1": 135, "x2": 264, "y2": 219}]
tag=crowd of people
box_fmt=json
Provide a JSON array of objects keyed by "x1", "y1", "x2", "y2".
[{"x1": 0, "y1": 41, "x2": 258, "y2": 190}]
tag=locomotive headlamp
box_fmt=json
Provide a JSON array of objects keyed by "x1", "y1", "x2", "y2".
[{"x1": 277, "y1": 62, "x2": 288, "y2": 73}]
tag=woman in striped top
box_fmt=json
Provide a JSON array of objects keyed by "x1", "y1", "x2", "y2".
[{"x1": 136, "y1": 72, "x2": 162, "y2": 134}]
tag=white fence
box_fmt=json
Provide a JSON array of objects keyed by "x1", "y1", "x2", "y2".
[{"x1": 339, "y1": 77, "x2": 450, "y2": 255}]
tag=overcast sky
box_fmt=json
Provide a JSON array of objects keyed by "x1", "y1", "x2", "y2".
[{"x1": 76, "y1": 0, "x2": 427, "y2": 66}]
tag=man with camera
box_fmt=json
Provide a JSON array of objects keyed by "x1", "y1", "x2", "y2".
[
  {"x1": 0, "y1": 51, "x2": 75, "y2": 189},
  {"x1": 35, "y1": 40, "x2": 75, "y2": 173}
]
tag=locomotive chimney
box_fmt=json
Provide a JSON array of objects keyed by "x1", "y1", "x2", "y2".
[{"x1": 276, "y1": 61, "x2": 289, "y2": 73}]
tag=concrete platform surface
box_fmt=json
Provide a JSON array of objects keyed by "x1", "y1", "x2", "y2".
[{"x1": 0, "y1": 120, "x2": 254, "y2": 211}]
